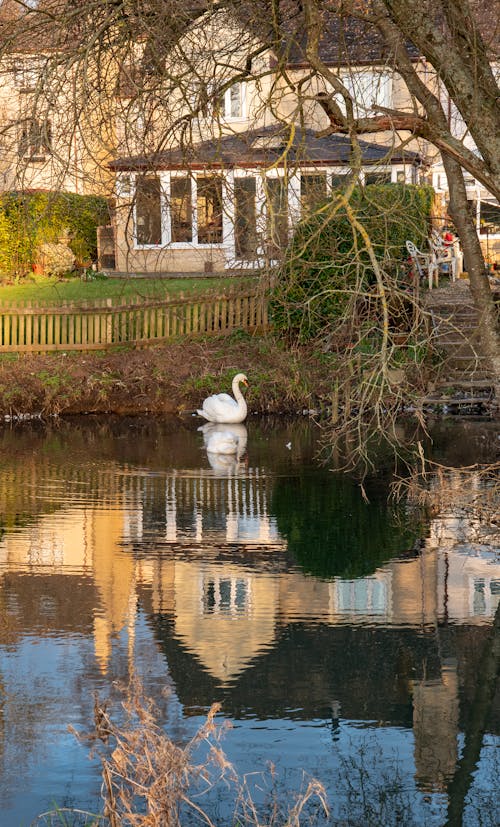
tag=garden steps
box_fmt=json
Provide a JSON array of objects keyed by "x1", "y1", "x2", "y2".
[{"x1": 423, "y1": 281, "x2": 499, "y2": 408}]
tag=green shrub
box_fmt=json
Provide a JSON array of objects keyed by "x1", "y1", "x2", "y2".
[
  {"x1": 270, "y1": 183, "x2": 433, "y2": 341},
  {"x1": 0, "y1": 190, "x2": 110, "y2": 280}
]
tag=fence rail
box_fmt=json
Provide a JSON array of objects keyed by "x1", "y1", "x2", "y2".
[{"x1": 0, "y1": 290, "x2": 269, "y2": 352}]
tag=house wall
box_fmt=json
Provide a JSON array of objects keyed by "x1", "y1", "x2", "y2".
[
  {"x1": 0, "y1": 51, "x2": 115, "y2": 197},
  {"x1": 114, "y1": 15, "x2": 275, "y2": 162},
  {"x1": 113, "y1": 227, "x2": 228, "y2": 274},
  {"x1": 1, "y1": 10, "x2": 497, "y2": 271}
]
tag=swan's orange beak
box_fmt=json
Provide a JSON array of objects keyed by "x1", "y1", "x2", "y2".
[{"x1": 243, "y1": 378, "x2": 248, "y2": 386}]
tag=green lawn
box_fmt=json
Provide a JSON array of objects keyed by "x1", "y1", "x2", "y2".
[{"x1": 0, "y1": 274, "x2": 258, "y2": 306}]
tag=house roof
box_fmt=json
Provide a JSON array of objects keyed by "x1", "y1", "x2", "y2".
[
  {"x1": 282, "y1": 11, "x2": 419, "y2": 67},
  {"x1": 278, "y1": 2, "x2": 498, "y2": 66},
  {"x1": 110, "y1": 125, "x2": 422, "y2": 172}
]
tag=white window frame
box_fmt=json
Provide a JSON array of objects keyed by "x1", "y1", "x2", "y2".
[
  {"x1": 199, "y1": 572, "x2": 253, "y2": 616},
  {"x1": 329, "y1": 69, "x2": 393, "y2": 118},
  {"x1": 13, "y1": 58, "x2": 43, "y2": 92},
  {"x1": 156, "y1": 172, "x2": 227, "y2": 249},
  {"x1": 187, "y1": 80, "x2": 246, "y2": 122},
  {"x1": 195, "y1": 173, "x2": 225, "y2": 246},
  {"x1": 262, "y1": 169, "x2": 291, "y2": 262},
  {"x1": 167, "y1": 173, "x2": 194, "y2": 247},
  {"x1": 220, "y1": 82, "x2": 246, "y2": 121}
]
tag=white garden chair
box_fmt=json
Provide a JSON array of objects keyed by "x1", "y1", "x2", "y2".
[
  {"x1": 429, "y1": 230, "x2": 463, "y2": 281},
  {"x1": 405, "y1": 240, "x2": 436, "y2": 289},
  {"x1": 406, "y1": 235, "x2": 463, "y2": 289}
]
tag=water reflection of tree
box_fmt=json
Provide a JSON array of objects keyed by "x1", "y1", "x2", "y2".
[
  {"x1": 390, "y1": 441, "x2": 500, "y2": 826},
  {"x1": 394, "y1": 458, "x2": 500, "y2": 545},
  {"x1": 445, "y1": 599, "x2": 500, "y2": 827},
  {"x1": 271, "y1": 471, "x2": 421, "y2": 578}
]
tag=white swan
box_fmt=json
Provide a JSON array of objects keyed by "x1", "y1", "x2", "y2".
[
  {"x1": 199, "y1": 423, "x2": 248, "y2": 474},
  {"x1": 206, "y1": 430, "x2": 239, "y2": 455},
  {"x1": 199, "y1": 423, "x2": 248, "y2": 456},
  {"x1": 197, "y1": 373, "x2": 248, "y2": 423}
]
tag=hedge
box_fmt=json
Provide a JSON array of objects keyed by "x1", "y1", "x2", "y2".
[
  {"x1": 0, "y1": 190, "x2": 110, "y2": 280},
  {"x1": 270, "y1": 183, "x2": 434, "y2": 341}
]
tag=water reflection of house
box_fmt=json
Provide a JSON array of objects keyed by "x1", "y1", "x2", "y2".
[
  {"x1": 412, "y1": 659, "x2": 460, "y2": 791},
  {"x1": 0, "y1": 466, "x2": 498, "y2": 795},
  {"x1": 160, "y1": 471, "x2": 284, "y2": 549},
  {"x1": 0, "y1": 506, "x2": 138, "y2": 673},
  {"x1": 156, "y1": 559, "x2": 279, "y2": 684}
]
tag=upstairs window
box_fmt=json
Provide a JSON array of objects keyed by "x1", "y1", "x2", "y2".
[
  {"x1": 116, "y1": 62, "x2": 140, "y2": 99},
  {"x1": 331, "y1": 70, "x2": 393, "y2": 118},
  {"x1": 13, "y1": 59, "x2": 42, "y2": 92},
  {"x1": 189, "y1": 80, "x2": 245, "y2": 120},
  {"x1": 19, "y1": 119, "x2": 52, "y2": 160},
  {"x1": 221, "y1": 83, "x2": 245, "y2": 119}
]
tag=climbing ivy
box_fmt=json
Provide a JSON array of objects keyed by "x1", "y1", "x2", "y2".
[{"x1": 0, "y1": 190, "x2": 110, "y2": 280}]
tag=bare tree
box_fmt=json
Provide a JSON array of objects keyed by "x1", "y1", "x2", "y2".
[
  {"x1": 296, "y1": 0, "x2": 500, "y2": 396},
  {"x1": 0, "y1": 0, "x2": 498, "y2": 416}
]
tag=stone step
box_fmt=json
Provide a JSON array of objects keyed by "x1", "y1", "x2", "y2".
[
  {"x1": 434, "y1": 338, "x2": 482, "y2": 349},
  {"x1": 439, "y1": 354, "x2": 486, "y2": 365},
  {"x1": 435, "y1": 338, "x2": 484, "y2": 350},
  {"x1": 434, "y1": 377, "x2": 494, "y2": 389},
  {"x1": 422, "y1": 396, "x2": 493, "y2": 407},
  {"x1": 444, "y1": 364, "x2": 490, "y2": 374},
  {"x1": 430, "y1": 305, "x2": 477, "y2": 313},
  {"x1": 431, "y1": 315, "x2": 479, "y2": 327},
  {"x1": 444, "y1": 352, "x2": 489, "y2": 360},
  {"x1": 442, "y1": 370, "x2": 493, "y2": 382},
  {"x1": 432, "y1": 311, "x2": 478, "y2": 324},
  {"x1": 424, "y1": 286, "x2": 497, "y2": 394}
]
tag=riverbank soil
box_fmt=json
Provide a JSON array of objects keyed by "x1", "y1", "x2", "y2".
[{"x1": 0, "y1": 334, "x2": 337, "y2": 418}]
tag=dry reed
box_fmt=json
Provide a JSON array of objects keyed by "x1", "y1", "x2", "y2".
[{"x1": 61, "y1": 679, "x2": 329, "y2": 827}]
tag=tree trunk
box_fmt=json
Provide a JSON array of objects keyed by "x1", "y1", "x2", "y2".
[
  {"x1": 442, "y1": 153, "x2": 500, "y2": 400},
  {"x1": 445, "y1": 600, "x2": 500, "y2": 826}
]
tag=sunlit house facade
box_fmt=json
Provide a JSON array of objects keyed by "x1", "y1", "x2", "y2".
[
  {"x1": 0, "y1": 4, "x2": 497, "y2": 272},
  {"x1": 0, "y1": 1, "x2": 115, "y2": 198},
  {"x1": 109, "y1": 10, "x2": 426, "y2": 274}
]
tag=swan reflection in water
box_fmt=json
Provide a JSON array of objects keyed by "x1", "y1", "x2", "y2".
[{"x1": 198, "y1": 422, "x2": 248, "y2": 474}]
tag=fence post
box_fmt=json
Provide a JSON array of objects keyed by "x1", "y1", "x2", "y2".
[{"x1": 106, "y1": 298, "x2": 113, "y2": 344}]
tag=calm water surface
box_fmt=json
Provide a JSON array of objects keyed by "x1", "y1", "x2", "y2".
[{"x1": 0, "y1": 415, "x2": 498, "y2": 826}]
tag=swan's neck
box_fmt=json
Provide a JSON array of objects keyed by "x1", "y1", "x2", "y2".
[{"x1": 232, "y1": 378, "x2": 245, "y2": 404}]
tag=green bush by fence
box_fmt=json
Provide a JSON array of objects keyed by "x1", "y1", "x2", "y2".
[
  {"x1": 0, "y1": 190, "x2": 110, "y2": 280},
  {"x1": 270, "y1": 183, "x2": 434, "y2": 342}
]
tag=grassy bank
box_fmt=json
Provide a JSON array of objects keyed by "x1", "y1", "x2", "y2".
[{"x1": 0, "y1": 330, "x2": 335, "y2": 419}]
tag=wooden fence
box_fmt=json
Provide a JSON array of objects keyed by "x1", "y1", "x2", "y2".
[{"x1": 0, "y1": 290, "x2": 269, "y2": 352}]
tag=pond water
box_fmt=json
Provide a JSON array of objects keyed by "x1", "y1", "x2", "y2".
[{"x1": 0, "y1": 415, "x2": 498, "y2": 827}]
